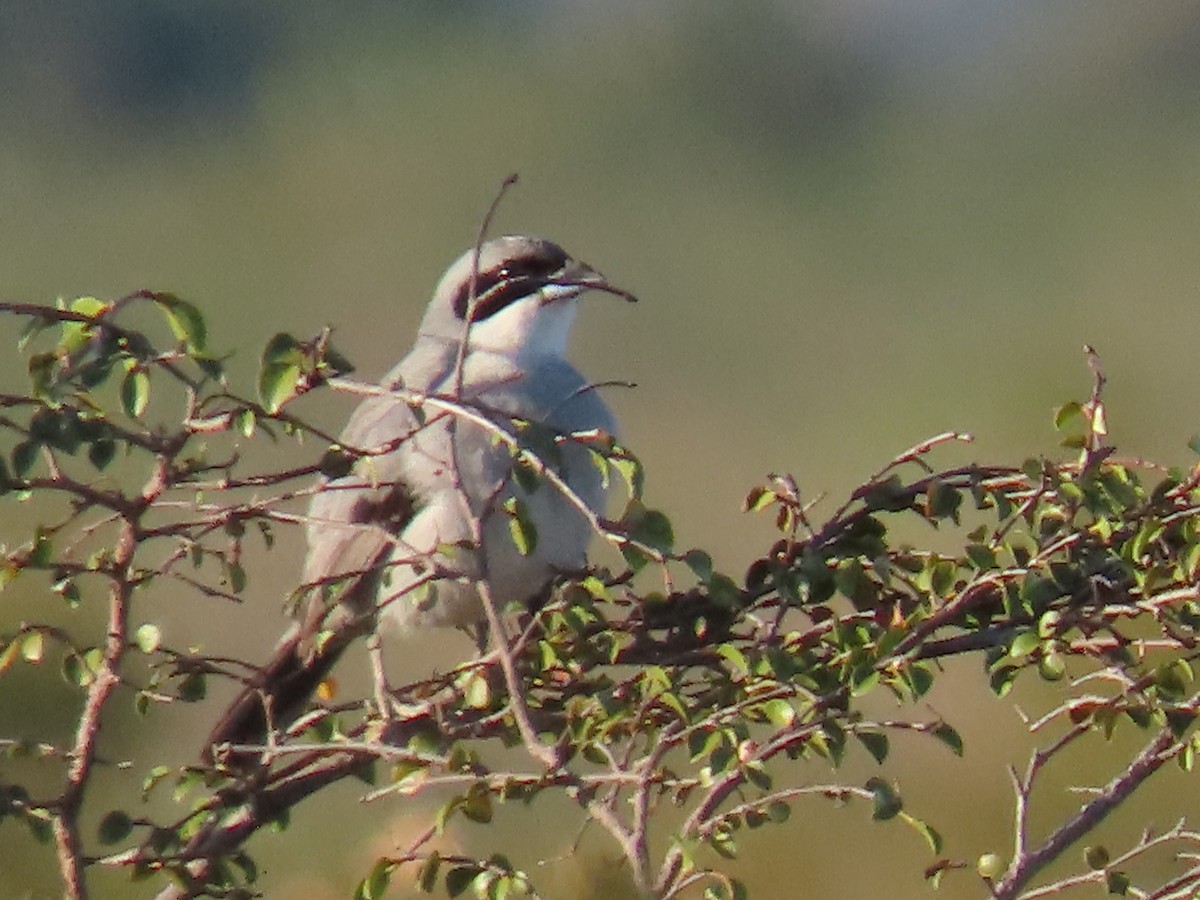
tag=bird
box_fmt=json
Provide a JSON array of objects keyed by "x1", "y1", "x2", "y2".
[{"x1": 203, "y1": 235, "x2": 634, "y2": 759}]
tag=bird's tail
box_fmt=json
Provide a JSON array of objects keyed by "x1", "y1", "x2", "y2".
[{"x1": 201, "y1": 626, "x2": 347, "y2": 763}]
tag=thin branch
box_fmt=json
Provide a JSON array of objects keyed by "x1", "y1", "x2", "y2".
[{"x1": 993, "y1": 696, "x2": 1200, "y2": 898}]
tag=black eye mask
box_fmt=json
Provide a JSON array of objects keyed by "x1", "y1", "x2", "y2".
[{"x1": 451, "y1": 243, "x2": 571, "y2": 322}]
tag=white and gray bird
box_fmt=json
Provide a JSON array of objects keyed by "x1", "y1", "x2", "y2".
[{"x1": 205, "y1": 235, "x2": 633, "y2": 756}]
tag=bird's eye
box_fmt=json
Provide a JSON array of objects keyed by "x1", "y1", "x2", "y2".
[{"x1": 451, "y1": 243, "x2": 571, "y2": 321}]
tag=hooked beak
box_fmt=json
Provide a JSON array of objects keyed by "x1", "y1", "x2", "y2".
[{"x1": 544, "y1": 258, "x2": 639, "y2": 305}]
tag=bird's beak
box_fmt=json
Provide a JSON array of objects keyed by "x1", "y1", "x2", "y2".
[{"x1": 548, "y1": 258, "x2": 639, "y2": 305}]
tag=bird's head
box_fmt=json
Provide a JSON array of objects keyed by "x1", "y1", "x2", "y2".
[{"x1": 420, "y1": 235, "x2": 634, "y2": 361}]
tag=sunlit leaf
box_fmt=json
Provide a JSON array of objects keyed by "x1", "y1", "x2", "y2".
[
  {"x1": 258, "y1": 333, "x2": 304, "y2": 413},
  {"x1": 21, "y1": 631, "x2": 44, "y2": 663},
  {"x1": 976, "y1": 853, "x2": 1004, "y2": 879},
  {"x1": 135, "y1": 623, "x2": 161, "y2": 654},
  {"x1": 153, "y1": 294, "x2": 208, "y2": 353},
  {"x1": 120, "y1": 368, "x2": 150, "y2": 419},
  {"x1": 502, "y1": 497, "x2": 537, "y2": 556},
  {"x1": 742, "y1": 486, "x2": 777, "y2": 513}
]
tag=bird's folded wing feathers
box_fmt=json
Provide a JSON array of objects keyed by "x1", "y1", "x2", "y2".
[{"x1": 299, "y1": 394, "x2": 425, "y2": 627}]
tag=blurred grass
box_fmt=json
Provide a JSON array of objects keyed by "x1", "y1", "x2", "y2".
[{"x1": 3, "y1": 3, "x2": 1200, "y2": 896}]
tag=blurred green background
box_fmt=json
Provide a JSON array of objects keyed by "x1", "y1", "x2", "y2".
[{"x1": 3, "y1": 2, "x2": 1200, "y2": 897}]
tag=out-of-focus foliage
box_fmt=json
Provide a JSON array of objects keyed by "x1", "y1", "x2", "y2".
[{"x1": 6, "y1": 299, "x2": 1200, "y2": 899}]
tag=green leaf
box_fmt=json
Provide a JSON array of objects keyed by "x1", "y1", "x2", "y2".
[
  {"x1": 87, "y1": 439, "x2": 117, "y2": 471},
  {"x1": 688, "y1": 730, "x2": 724, "y2": 762},
  {"x1": 21, "y1": 631, "x2": 45, "y2": 663},
  {"x1": 445, "y1": 866, "x2": 478, "y2": 897},
  {"x1": 608, "y1": 445, "x2": 644, "y2": 498},
  {"x1": 856, "y1": 731, "x2": 889, "y2": 764},
  {"x1": 965, "y1": 543, "x2": 998, "y2": 571},
  {"x1": 762, "y1": 698, "x2": 795, "y2": 727},
  {"x1": 59, "y1": 298, "x2": 107, "y2": 357},
  {"x1": 317, "y1": 447, "x2": 355, "y2": 479},
  {"x1": 932, "y1": 723, "x2": 964, "y2": 756},
  {"x1": 62, "y1": 652, "x2": 85, "y2": 687},
  {"x1": 52, "y1": 576, "x2": 80, "y2": 607},
  {"x1": 742, "y1": 486, "x2": 777, "y2": 513},
  {"x1": 141, "y1": 766, "x2": 171, "y2": 798},
  {"x1": 417, "y1": 853, "x2": 441, "y2": 893},
  {"x1": 260, "y1": 362, "x2": 302, "y2": 413},
  {"x1": 707, "y1": 573, "x2": 743, "y2": 611},
  {"x1": 866, "y1": 777, "x2": 902, "y2": 820},
  {"x1": 233, "y1": 408, "x2": 256, "y2": 437},
  {"x1": 22, "y1": 806, "x2": 53, "y2": 844},
  {"x1": 624, "y1": 502, "x2": 674, "y2": 554},
  {"x1": 356, "y1": 859, "x2": 392, "y2": 900},
  {"x1": 990, "y1": 664, "x2": 1018, "y2": 697},
  {"x1": 1054, "y1": 402, "x2": 1084, "y2": 431},
  {"x1": 0, "y1": 639, "x2": 21, "y2": 673},
  {"x1": 177, "y1": 672, "x2": 206, "y2": 703},
  {"x1": 849, "y1": 666, "x2": 879, "y2": 697},
  {"x1": 1104, "y1": 870, "x2": 1130, "y2": 895},
  {"x1": 153, "y1": 294, "x2": 208, "y2": 353},
  {"x1": 862, "y1": 474, "x2": 910, "y2": 512},
  {"x1": 1164, "y1": 709, "x2": 1195, "y2": 738},
  {"x1": 1037, "y1": 610, "x2": 1061, "y2": 639},
  {"x1": 435, "y1": 796, "x2": 463, "y2": 833},
  {"x1": 69, "y1": 295, "x2": 110, "y2": 317},
  {"x1": 12, "y1": 440, "x2": 40, "y2": 477},
  {"x1": 134, "y1": 623, "x2": 161, "y2": 654},
  {"x1": 501, "y1": 497, "x2": 537, "y2": 557},
  {"x1": 225, "y1": 561, "x2": 247, "y2": 594},
  {"x1": 976, "y1": 852, "x2": 1004, "y2": 879},
  {"x1": 924, "y1": 479, "x2": 962, "y2": 520},
  {"x1": 258, "y1": 333, "x2": 304, "y2": 413},
  {"x1": 461, "y1": 670, "x2": 491, "y2": 709},
  {"x1": 98, "y1": 810, "x2": 133, "y2": 845},
  {"x1": 683, "y1": 549, "x2": 714, "y2": 581},
  {"x1": 27, "y1": 352, "x2": 57, "y2": 399},
  {"x1": 510, "y1": 455, "x2": 544, "y2": 496},
  {"x1": 905, "y1": 663, "x2": 934, "y2": 698},
  {"x1": 1038, "y1": 652, "x2": 1067, "y2": 682},
  {"x1": 1009, "y1": 631, "x2": 1041, "y2": 659},
  {"x1": 709, "y1": 824, "x2": 738, "y2": 859},
  {"x1": 716, "y1": 643, "x2": 749, "y2": 677},
  {"x1": 907, "y1": 816, "x2": 943, "y2": 854},
  {"x1": 1083, "y1": 845, "x2": 1110, "y2": 870},
  {"x1": 835, "y1": 559, "x2": 876, "y2": 607},
  {"x1": 704, "y1": 880, "x2": 749, "y2": 900},
  {"x1": 120, "y1": 368, "x2": 150, "y2": 419}
]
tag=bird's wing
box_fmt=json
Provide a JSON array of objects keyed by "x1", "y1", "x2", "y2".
[
  {"x1": 298, "y1": 389, "x2": 428, "y2": 637},
  {"x1": 204, "y1": 390, "x2": 429, "y2": 757}
]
